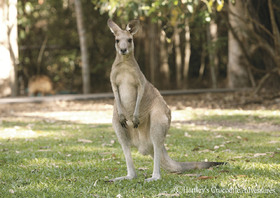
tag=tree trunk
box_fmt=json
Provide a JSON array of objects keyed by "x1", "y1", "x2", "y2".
[
  {"x1": 199, "y1": 47, "x2": 206, "y2": 80},
  {"x1": 159, "y1": 29, "x2": 170, "y2": 89},
  {"x1": 253, "y1": 0, "x2": 280, "y2": 92},
  {"x1": 174, "y1": 24, "x2": 182, "y2": 88},
  {"x1": 183, "y1": 18, "x2": 191, "y2": 89},
  {"x1": 206, "y1": 20, "x2": 218, "y2": 88},
  {"x1": 268, "y1": 0, "x2": 280, "y2": 58},
  {"x1": 0, "y1": 0, "x2": 18, "y2": 97},
  {"x1": 74, "y1": 0, "x2": 90, "y2": 94},
  {"x1": 227, "y1": 0, "x2": 250, "y2": 88},
  {"x1": 143, "y1": 23, "x2": 150, "y2": 80},
  {"x1": 148, "y1": 21, "x2": 157, "y2": 85}
]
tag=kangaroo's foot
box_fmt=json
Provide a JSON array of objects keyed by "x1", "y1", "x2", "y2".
[
  {"x1": 109, "y1": 175, "x2": 137, "y2": 182},
  {"x1": 145, "y1": 174, "x2": 161, "y2": 182}
]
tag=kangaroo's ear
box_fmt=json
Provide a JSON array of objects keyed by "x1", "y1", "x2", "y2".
[
  {"x1": 107, "y1": 19, "x2": 122, "y2": 35},
  {"x1": 126, "y1": 20, "x2": 140, "y2": 35}
]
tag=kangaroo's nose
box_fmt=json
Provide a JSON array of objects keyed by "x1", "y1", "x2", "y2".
[{"x1": 120, "y1": 48, "x2": 127, "y2": 54}]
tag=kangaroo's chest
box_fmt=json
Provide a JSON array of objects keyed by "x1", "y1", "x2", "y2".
[
  {"x1": 112, "y1": 65, "x2": 139, "y2": 115},
  {"x1": 115, "y1": 69, "x2": 137, "y2": 86}
]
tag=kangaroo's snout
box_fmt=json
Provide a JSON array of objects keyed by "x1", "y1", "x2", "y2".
[
  {"x1": 118, "y1": 39, "x2": 130, "y2": 55},
  {"x1": 120, "y1": 48, "x2": 127, "y2": 55}
]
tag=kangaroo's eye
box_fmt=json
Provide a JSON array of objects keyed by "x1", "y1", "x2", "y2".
[
  {"x1": 116, "y1": 39, "x2": 120, "y2": 43},
  {"x1": 128, "y1": 38, "x2": 132, "y2": 43}
]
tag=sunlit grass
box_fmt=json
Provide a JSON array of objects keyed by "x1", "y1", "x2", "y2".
[
  {"x1": 0, "y1": 128, "x2": 39, "y2": 139},
  {"x1": 196, "y1": 109, "x2": 280, "y2": 124},
  {"x1": 17, "y1": 110, "x2": 112, "y2": 124},
  {"x1": 0, "y1": 108, "x2": 280, "y2": 197},
  {"x1": 173, "y1": 108, "x2": 280, "y2": 125}
]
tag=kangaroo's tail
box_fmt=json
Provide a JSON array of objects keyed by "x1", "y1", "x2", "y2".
[{"x1": 160, "y1": 147, "x2": 226, "y2": 173}]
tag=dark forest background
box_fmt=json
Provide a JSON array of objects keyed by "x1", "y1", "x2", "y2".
[{"x1": 1, "y1": 0, "x2": 280, "y2": 96}]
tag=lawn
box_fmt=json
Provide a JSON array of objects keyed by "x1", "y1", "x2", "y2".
[{"x1": 0, "y1": 94, "x2": 280, "y2": 197}]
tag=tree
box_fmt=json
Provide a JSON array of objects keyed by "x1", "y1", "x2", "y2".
[
  {"x1": 174, "y1": 21, "x2": 182, "y2": 88},
  {"x1": 183, "y1": 18, "x2": 191, "y2": 89},
  {"x1": 148, "y1": 20, "x2": 157, "y2": 85},
  {"x1": 227, "y1": 0, "x2": 251, "y2": 88},
  {"x1": 206, "y1": 20, "x2": 218, "y2": 88},
  {"x1": 16, "y1": 0, "x2": 278, "y2": 94},
  {"x1": 0, "y1": 0, "x2": 18, "y2": 97},
  {"x1": 226, "y1": 0, "x2": 280, "y2": 91},
  {"x1": 74, "y1": 0, "x2": 90, "y2": 94},
  {"x1": 159, "y1": 26, "x2": 170, "y2": 89},
  {"x1": 253, "y1": 0, "x2": 280, "y2": 93}
]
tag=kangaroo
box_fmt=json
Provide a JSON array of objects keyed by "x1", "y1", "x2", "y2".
[
  {"x1": 28, "y1": 75, "x2": 54, "y2": 96},
  {"x1": 108, "y1": 19, "x2": 225, "y2": 182}
]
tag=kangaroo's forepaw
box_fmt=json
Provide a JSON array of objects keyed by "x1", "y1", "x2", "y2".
[
  {"x1": 132, "y1": 116, "x2": 140, "y2": 128},
  {"x1": 119, "y1": 114, "x2": 128, "y2": 128}
]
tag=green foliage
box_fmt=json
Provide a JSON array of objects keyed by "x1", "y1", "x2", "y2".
[
  {"x1": 93, "y1": 0, "x2": 229, "y2": 85},
  {"x1": 17, "y1": 0, "x2": 114, "y2": 94},
  {"x1": 94, "y1": 0, "x2": 225, "y2": 24},
  {"x1": 16, "y1": 0, "x2": 230, "y2": 93},
  {"x1": 18, "y1": 0, "x2": 81, "y2": 93},
  {"x1": 16, "y1": 0, "x2": 279, "y2": 92}
]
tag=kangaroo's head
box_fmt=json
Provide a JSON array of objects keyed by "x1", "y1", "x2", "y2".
[{"x1": 107, "y1": 19, "x2": 140, "y2": 56}]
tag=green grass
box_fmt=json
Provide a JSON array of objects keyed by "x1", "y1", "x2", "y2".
[{"x1": 0, "y1": 109, "x2": 280, "y2": 197}]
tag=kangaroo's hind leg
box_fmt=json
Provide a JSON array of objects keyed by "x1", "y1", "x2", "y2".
[
  {"x1": 145, "y1": 111, "x2": 170, "y2": 182},
  {"x1": 110, "y1": 110, "x2": 137, "y2": 181}
]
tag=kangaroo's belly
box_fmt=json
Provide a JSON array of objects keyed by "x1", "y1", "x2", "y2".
[
  {"x1": 116, "y1": 70, "x2": 138, "y2": 119},
  {"x1": 127, "y1": 124, "x2": 153, "y2": 156},
  {"x1": 119, "y1": 84, "x2": 136, "y2": 115}
]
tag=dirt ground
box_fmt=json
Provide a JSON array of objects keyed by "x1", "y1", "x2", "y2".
[{"x1": 0, "y1": 91, "x2": 280, "y2": 132}]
